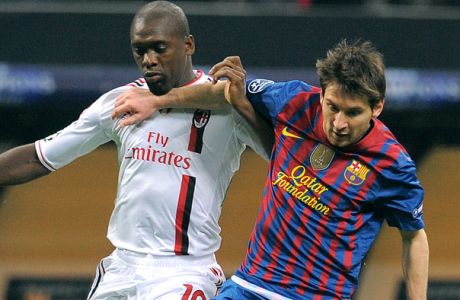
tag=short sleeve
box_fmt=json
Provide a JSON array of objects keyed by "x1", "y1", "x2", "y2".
[
  {"x1": 35, "y1": 94, "x2": 114, "y2": 171},
  {"x1": 376, "y1": 152, "x2": 425, "y2": 231},
  {"x1": 245, "y1": 79, "x2": 316, "y2": 127},
  {"x1": 231, "y1": 108, "x2": 271, "y2": 161}
]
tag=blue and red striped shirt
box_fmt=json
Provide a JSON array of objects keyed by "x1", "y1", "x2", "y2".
[{"x1": 235, "y1": 79, "x2": 425, "y2": 299}]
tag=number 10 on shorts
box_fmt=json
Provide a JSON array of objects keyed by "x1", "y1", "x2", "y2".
[{"x1": 182, "y1": 284, "x2": 206, "y2": 300}]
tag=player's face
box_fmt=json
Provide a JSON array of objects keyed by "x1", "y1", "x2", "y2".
[
  {"x1": 131, "y1": 17, "x2": 195, "y2": 95},
  {"x1": 320, "y1": 82, "x2": 383, "y2": 148}
]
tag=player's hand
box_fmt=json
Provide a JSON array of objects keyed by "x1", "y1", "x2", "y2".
[
  {"x1": 208, "y1": 56, "x2": 247, "y2": 108},
  {"x1": 112, "y1": 88, "x2": 158, "y2": 127}
]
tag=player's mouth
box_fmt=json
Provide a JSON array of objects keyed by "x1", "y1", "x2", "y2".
[
  {"x1": 330, "y1": 130, "x2": 350, "y2": 144},
  {"x1": 144, "y1": 71, "x2": 164, "y2": 82},
  {"x1": 332, "y1": 130, "x2": 347, "y2": 138}
]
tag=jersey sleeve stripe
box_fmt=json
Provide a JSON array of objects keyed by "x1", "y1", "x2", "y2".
[
  {"x1": 34, "y1": 141, "x2": 56, "y2": 172},
  {"x1": 125, "y1": 78, "x2": 146, "y2": 87}
]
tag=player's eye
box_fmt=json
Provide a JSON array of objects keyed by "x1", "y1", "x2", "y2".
[
  {"x1": 347, "y1": 110, "x2": 362, "y2": 118},
  {"x1": 133, "y1": 47, "x2": 145, "y2": 56},
  {"x1": 154, "y1": 44, "x2": 167, "y2": 54},
  {"x1": 328, "y1": 104, "x2": 339, "y2": 113}
]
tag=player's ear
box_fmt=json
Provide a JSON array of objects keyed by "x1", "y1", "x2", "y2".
[
  {"x1": 184, "y1": 35, "x2": 195, "y2": 56},
  {"x1": 372, "y1": 99, "x2": 384, "y2": 117}
]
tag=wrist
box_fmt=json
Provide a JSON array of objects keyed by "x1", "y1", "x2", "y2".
[{"x1": 157, "y1": 89, "x2": 180, "y2": 109}]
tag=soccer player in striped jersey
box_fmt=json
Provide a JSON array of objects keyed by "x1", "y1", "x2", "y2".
[
  {"x1": 0, "y1": 1, "x2": 271, "y2": 299},
  {"x1": 113, "y1": 40, "x2": 429, "y2": 299}
]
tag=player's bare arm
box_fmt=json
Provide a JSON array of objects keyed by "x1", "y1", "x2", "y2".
[
  {"x1": 210, "y1": 56, "x2": 275, "y2": 152},
  {"x1": 401, "y1": 229, "x2": 429, "y2": 300},
  {"x1": 0, "y1": 143, "x2": 51, "y2": 186},
  {"x1": 112, "y1": 56, "x2": 260, "y2": 130},
  {"x1": 112, "y1": 55, "x2": 273, "y2": 151},
  {"x1": 112, "y1": 82, "x2": 230, "y2": 128}
]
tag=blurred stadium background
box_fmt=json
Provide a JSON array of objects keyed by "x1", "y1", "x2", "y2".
[{"x1": 0, "y1": 0, "x2": 459, "y2": 299}]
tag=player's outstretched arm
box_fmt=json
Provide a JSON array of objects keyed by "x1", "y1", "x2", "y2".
[
  {"x1": 112, "y1": 82, "x2": 230, "y2": 128},
  {"x1": 210, "y1": 56, "x2": 274, "y2": 152},
  {"x1": 0, "y1": 143, "x2": 51, "y2": 186},
  {"x1": 401, "y1": 229, "x2": 429, "y2": 300}
]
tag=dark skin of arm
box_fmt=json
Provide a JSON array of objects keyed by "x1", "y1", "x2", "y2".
[{"x1": 0, "y1": 143, "x2": 51, "y2": 186}]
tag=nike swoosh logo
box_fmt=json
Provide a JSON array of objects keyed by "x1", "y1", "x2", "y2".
[{"x1": 282, "y1": 127, "x2": 302, "y2": 139}]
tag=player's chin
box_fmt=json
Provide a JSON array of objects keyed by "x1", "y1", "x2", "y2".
[
  {"x1": 328, "y1": 134, "x2": 351, "y2": 148},
  {"x1": 146, "y1": 81, "x2": 169, "y2": 96}
]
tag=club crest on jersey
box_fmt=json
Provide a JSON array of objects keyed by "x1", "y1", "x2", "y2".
[
  {"x1": 248, "y1": 79, "x2": 275, "y2": 94},
  {"x1": 193, "y1": 109, "x2": 210, "y2": 128},
  {"x1": 344, "y1": 160, "x2": 370, "y2": 185},
  {"x1": 310, "y1": 144, "x2": 335, "y2": 170}
]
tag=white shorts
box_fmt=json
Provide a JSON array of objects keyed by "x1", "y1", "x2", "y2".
[{"x1": 87, "y1": 249, "x2": 226, "y2": 300}]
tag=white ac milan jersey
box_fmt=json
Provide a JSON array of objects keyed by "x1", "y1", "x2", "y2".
[{"x1": 35, "y1": 70, "x2": 268, "y2": 256}]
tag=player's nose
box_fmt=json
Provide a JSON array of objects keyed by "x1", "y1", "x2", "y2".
[
  {"x1": 333, "y1": 112, "x2": 348, "y2": 130},
  {"x1": 143, "y1": 49, "x2": 159, "y2": 67}
]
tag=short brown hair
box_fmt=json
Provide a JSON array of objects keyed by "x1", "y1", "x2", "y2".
[{"x1": 316, "y1": 39, "x2": 386, "y2": 109}]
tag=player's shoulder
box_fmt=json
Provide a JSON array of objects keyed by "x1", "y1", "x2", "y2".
[
  {"x1": 283, "y1": 80, "x2": 319, "y2": 93},
  {"x1": 99, "y1": 78, "x2": 148, "y2": 102},
  {"x1": 247, "y1": 78, "x2": 319, "y2": 98},
  {"x1": 369, "y1": 120, "x2": 416, "y2": 170},
  {"x1": 80, "y1": 78, "x2": 147, "y2": 120},
  {"x1": 191, "y1": 69, "x2": 212, "y2": 85},
  {"x1": 114, "y1": 77, "x2": 149, "y2": 94},
  {"x1": 125, "y1": 77, "x2": 148, "y2": 88}
]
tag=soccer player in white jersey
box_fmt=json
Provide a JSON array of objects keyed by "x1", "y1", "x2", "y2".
[{"x1": 0, "y1": 2, "x2": 272, "y2": 299}]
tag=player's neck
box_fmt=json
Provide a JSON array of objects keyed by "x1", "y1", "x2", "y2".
[{"x1": 178, "y1": 62, "x2": 197, "y2": 87}]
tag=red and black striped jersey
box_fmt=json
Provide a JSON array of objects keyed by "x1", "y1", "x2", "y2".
[{"x1": 233, "y1": 79, "x2": 424, "y2": 299}]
